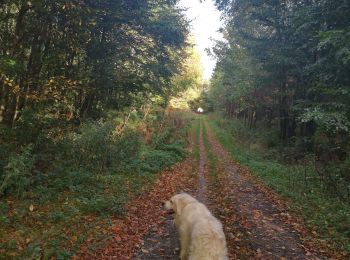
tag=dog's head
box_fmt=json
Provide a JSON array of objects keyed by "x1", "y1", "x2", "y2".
[{"x1": 164, "y1": 193, "x2": 197, "y2": 215}]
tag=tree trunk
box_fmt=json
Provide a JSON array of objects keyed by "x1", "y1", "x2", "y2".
[
  {"x1": 80, "y1": 93, "x2": 95, "y2": 119},
  {"x1": 0, "y1": 81, "x2": 7, "y2": 123}
]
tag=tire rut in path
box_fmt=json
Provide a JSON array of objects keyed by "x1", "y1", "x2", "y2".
[
  {"x1": 133, "y1": 214, "x2": 180, "y2": 260},
  {"x1": 133, "y1": 163, "x2": 196, "y2": 260},
  {"x1": 197, "y1": 119, "x2": 208, "y2": 204},
  {"x1": 204, "y1": 120, "x2": 328, "y2": 259}
]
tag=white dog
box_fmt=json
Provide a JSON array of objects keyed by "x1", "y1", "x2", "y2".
[{"x1": 164, "y1": 193, "x2": 228, "y2": 260}]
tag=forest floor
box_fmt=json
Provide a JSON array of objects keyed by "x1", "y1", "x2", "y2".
[{"x1": 76, "y1": 116, "x2": 344, "y2": 259}]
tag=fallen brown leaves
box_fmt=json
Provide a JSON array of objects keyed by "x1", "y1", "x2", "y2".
[
  {"x1": 204, "y1": 121, "x2": 347, "y2": 259},
  {"x1": 235, "y1": 162, "x2": 345, "y2": 258},
  {"x1": 206, "y1": 163, "x2": 256, "y2": 259},
  {"x1": 74, "y1": 157, "x2": 196, "y2": 259}
]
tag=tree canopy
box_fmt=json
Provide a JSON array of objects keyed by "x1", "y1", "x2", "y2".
[
  {"x1": 0, "y1": 0, "x2": 192, "y2": 126},
  {"x1": 210, "y1": 0, "x2": 350, "y2": 146}
]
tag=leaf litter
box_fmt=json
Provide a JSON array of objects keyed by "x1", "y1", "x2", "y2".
[
  {"x1": 204, "y1": 120, "x2": 346, "y2": 259},
  {"x1": 75, "y1": 118, "x2": 346, "y2": 259},
  {"x1": 75, "y1": 156, "x2": 196, "y2": 259}
]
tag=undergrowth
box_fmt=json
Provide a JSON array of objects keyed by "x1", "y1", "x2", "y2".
[
  {"x1": 206, "y1": 115, "x2": 350, "y2": 254},
  {"x1": 0, "y1": 108, "x2": 191, "y2": 259}
]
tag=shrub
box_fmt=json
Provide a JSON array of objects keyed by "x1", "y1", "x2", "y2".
[
  {"x1": 64, "y1": 121, "x2": 142, "y2": 173},
  {"x1": 110, "y1": 130, "x2": 142, "y2": 173},
  {"x1": 151, "y1": 128, "x2": 185, "y2": 154},
  {"x1": 140, "y1": 127, "x2": 186, "y2": 173},
  {"x1": 0, "y1": 145, "x2": 36, "y2": 197},
  {"x1": 142, "y1": 149, "x2": 178, "y2": 173},
  {"x1": 65, "y1": 121, "x2": 114, "y2": 172}
]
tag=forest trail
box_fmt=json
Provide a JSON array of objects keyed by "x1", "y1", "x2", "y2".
[
  {"x1": 84, "y1": 116, "x2": 335, "y2": 259},
  {"x1": 133, "y1": 119, "x2": 210, "y2": 259},
  {"x1": 133, "y1": 117, "x2": 332, "y2": 259},
  {"x1": 197, "y1": 119, "x2": 209, "y2": 204},
  {"x1": 203, "y1": 119, "x2": 330, "y2": 259}
]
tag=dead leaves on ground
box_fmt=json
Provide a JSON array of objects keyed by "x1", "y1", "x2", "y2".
[
  {"x1": 74, "y1": 158, "x2": 195, "y2": 259},
  {"x1": 204, "y1": 123, "x2": 346, "y2": 259}
]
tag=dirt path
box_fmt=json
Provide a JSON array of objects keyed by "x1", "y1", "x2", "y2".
[
  {"x1": 197, "y1": 119, "x2": 208, "y2": 204},
  {"x1": 83, "y1": 117, "x2": 338, "y2": 259},
  {"x1": 134, "y1": 118, "x2": 211, "y2": 259},
  {"x1": 132, "y1": 169, "x2": 197, "y2": 260},
  {"x1": 203, "y1": 119, "x2": 331, "y2": 259},
  {"x1": 133, "y1": 213, "x2": 180, "y2": 259}
]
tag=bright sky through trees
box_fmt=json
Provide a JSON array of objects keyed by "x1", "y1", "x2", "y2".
[{"x1": 179, "y1": 0, "x2": 223, "y2": 80}]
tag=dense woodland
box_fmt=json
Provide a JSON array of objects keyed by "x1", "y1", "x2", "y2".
[
  {"x1": 209, "y1": 0, "x2": 350, "y2": 198},
  {"x1": 0, "y1": 0, "x2": 198, "y2": 125},
  {"x1": 0, "y1": 0, "x2": 350, "y2": 258},
  {"x1": 0, "y1": 2, "x2": 203, "y2": 257},
  {"x1": 0, "y1": 0, "x2": 202, "y2": 193}
]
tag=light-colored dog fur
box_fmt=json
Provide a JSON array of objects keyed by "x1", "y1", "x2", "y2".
[{"x1": 165, "y1": 193, "x2": 228, "y2": 260}]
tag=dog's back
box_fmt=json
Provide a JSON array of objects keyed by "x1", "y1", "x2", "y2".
[
  {"x1": 188, "y1": 209, "x2": 228, "y2": 260},
  {"x1": 170, "y1": 193, "x2": 228, "y2": 260}
]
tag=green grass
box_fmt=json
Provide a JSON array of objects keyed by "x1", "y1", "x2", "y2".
[
  {"x1": 191, "y1": 115, "x2": 201, "y2": 161},
  {"x1": 206, "y1": 115, "x2": 350, "y2": 254},
  {"x1": 199, "y1": 118, "x2": 218, "y2": 182}
]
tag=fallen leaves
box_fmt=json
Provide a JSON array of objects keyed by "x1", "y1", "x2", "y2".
[
  {"x1": 204, "y1": 121, "x2": 345, "y2": 259},
  {"x1": 73, "y1": 119, "x2": 346, "y2": 259},
  {"x1": 74, "y1": 157, "x2": 195, "y2": 259}
]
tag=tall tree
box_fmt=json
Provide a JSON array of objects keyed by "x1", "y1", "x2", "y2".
[
  {"x1": 0, "y1": 0, "x2": 190, "y2": 126},
  {"x1": 211, "y1": 0, "x2": 350, "y2": 147}
]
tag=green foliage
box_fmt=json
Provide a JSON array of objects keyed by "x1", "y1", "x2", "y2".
[
  {"x1": 0, "y1": 58, "x2": 19, "y2": 76},
  {"x1": 142, "y1": 149, "x2": 176, "y2": 172},
  {"x1": 170, "y1": 44, "x2": 204, "y2": 107},
  {"x1": 299, "y1": 106, "x2": 349, "y2": 134},
  {"x1": 64, "y1": 121, "x2": 141, "y2": 173},
  {"x1": 0, "y1": 109, "x2": 190, "y2": 258},
  {"x1": 77, "y1": 194, "x2": 127, "y2": 216},
  {"x1": 188, "y1": 90, "x2": 213, "y2": 113},
  {"x1": 210, "y1": 0, "x2": 350, "y2": 143},
  {"x1": 0, "y1": 0, "x2": 190, "y2": 125},
  {"x1": 0, "y1": 145, "x2": 35, "y2": 197},
  {"x1": 140, "y1": 127, "x2": 186, "y2": 172}
]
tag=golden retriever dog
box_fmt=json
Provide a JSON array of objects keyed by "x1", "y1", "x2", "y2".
[{"x1": 164, "y1": 193, "x2": 228, "y2": 260}]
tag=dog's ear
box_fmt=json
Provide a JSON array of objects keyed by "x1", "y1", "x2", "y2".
[{"x1": 173, "y1": 197, "x2": 185, "y2": 216}]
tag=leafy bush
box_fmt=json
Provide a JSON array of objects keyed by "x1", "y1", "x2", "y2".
[
  {"x1": 65, "y1": 121, "x2": 114, "y2": 171},
  {"x1": 0, "y1": 145, "x2": 36, "y2": 197},
  {"x1": 110, "y1": 130, "x2": 142, "y2": 173},
  {"x1": 152, "y1": 128, "x2": 186, "y2": 153},
  {"x1": 0, "y1": 126, "x2": 17, "y2": 177},
  {"x1": 64, "y1": 121, "x2": 142, "y2": 173},
  {"x1": 142, "y1": 149, "x2": 178, "y2": 173},
  {"x1": 140, "y1": 127, "x2": 186, "y2": 173}
]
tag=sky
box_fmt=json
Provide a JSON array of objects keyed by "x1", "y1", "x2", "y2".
[{"x1": 178, "y1": 0, "x2": 224, "y2": 80}]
